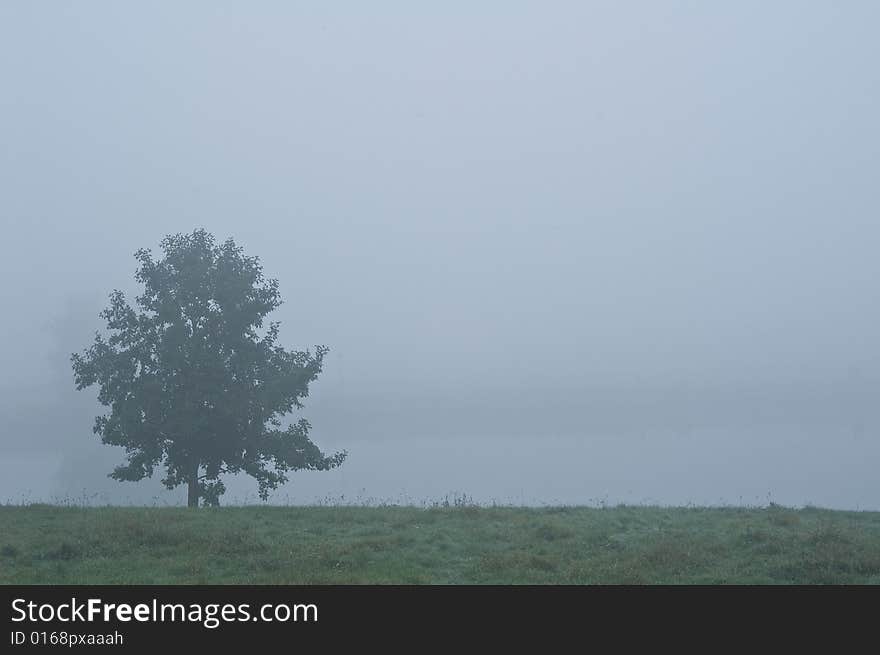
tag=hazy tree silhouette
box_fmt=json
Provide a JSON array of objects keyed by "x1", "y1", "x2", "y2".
[{"x1": 72, "y1": 229, "x2": 345, "y2": 506}]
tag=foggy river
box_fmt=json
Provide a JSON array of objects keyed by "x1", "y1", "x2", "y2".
[{"x1": 4, "y1": 416, "x2": 878, "y2": 510}]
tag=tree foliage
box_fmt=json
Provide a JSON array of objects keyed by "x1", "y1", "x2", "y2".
[{"x1": 71, "y1": 229, "x2": 345, "y2": 506}]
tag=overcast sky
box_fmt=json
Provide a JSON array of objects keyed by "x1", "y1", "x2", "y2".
[{"x1": 1, "y1": 3, "x2": 878, "y2": 507}]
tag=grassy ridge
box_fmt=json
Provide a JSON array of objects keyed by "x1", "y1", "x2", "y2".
[{"x1": 2, "y1": 504, "x2": 880, "y2": 584}]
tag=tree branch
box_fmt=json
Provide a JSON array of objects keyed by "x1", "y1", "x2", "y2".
[{"x1": 198, "y1": 467, "x2": 229, "y2": 480}]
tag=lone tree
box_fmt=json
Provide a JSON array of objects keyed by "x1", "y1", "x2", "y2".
[{"x1": 72, "y1": 229, "x2": 345, "y2": 507}]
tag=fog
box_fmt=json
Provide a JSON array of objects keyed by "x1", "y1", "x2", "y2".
[{"x1": 1, "y1": 3, "x2": 879, "y2": 508}]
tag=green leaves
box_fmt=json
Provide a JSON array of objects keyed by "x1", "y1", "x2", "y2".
[{"x1": 72, "y1": 229, "x2": 344, "y2": 506}]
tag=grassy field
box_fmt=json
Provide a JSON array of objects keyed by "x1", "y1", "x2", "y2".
[{"x1": 2, "y1": 504, "x2": 880, "y2": 584}]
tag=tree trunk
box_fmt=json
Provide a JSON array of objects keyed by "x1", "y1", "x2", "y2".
[{"x1": 187, "y1": 461, "x2": 199, "y2": 508}]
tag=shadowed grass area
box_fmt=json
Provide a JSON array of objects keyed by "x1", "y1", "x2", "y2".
[{"x1": 2, "y1": 504, "x2": 879, "y2": 584}]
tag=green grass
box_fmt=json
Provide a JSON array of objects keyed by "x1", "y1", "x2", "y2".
[{"x1": 2, "y1": 504, "x2": 880, "y2": 584}]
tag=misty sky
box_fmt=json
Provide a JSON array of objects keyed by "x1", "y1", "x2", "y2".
[{"x1": 1, "y1": 3, "x2": 879, "y2": 508}]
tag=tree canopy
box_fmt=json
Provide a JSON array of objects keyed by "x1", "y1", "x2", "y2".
[{"x1": 71, "y1": 229, "x2": 345, "y2": 506}]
